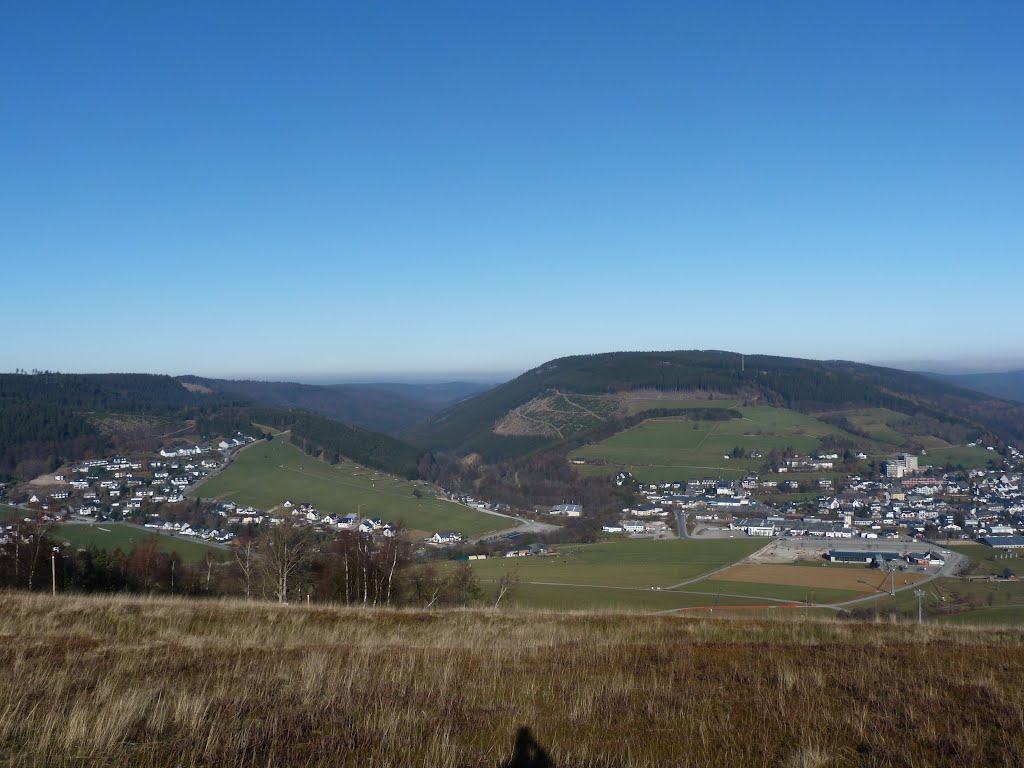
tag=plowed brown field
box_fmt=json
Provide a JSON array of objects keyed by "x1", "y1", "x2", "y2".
[{"x1": 709, "y1": 563, "x2": 930, "y2": 592}]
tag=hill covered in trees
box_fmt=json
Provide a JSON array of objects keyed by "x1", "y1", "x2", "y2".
[{"x1": 407, "y1": 350, "x2": 1024, "y2": 460}]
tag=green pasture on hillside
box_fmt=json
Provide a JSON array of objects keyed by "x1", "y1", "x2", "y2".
[
  {"x1": 572, "y1": 405, "x2": 846, "y2": 482},
  {"x1": 835, "y1": 408, "x2": 913, "y2": 446},
  {"x1": 52, "y1": 523, "x2": 224, "y2": 563},
  {"x1": 459, "y1": 538, "x2": 764, "y2": 589},
  {"x1": 921, "y1": 446, "x2": 1000, "y2": 470},
  {"x1": 193, "y1": 439, "x2": 505, "y2": 537}
]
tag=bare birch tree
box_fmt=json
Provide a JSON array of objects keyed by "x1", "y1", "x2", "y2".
[{"x1": 258, "y1": 519, "x2": 315, "y2": 604}]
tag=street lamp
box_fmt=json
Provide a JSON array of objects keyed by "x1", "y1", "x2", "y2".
[
  {"x1": 51, "y1": 547, "x2": 60, "y2": 596},
  {"x1": 913, "y1": 589, "x2": 926, "y2": 625}
]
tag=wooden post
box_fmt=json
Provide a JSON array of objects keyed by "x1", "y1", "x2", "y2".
[{"x1": 51, "y1": 547, "x2": 57, "y2": 597}]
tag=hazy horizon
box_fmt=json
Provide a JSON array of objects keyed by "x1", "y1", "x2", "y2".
[{"x1": 7, "y1": 350, "x2": 1024, "y2": 384}]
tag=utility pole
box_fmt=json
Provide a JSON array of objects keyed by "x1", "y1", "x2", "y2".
[
  {"x1": 51, "y1": 547, "x2": 59, "y2": 596},
  {"x1": 890, "y1": 568, "x2": 895, "y2": 596},
  {"x1": 914, "y1": 589, "x2": 926, "y2": 625}
]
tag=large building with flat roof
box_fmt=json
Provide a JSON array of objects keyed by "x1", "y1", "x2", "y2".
[
  {"x1": 981, "y1": 536, "x2": 1024, "y2": 549},
  {"x1": 828, "y1": 550, "x2": 902, "y2": 564}
]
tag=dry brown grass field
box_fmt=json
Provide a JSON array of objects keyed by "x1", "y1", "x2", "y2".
[{"x1": 2, "y1": 592, "x2": 1024, "y2": 767}]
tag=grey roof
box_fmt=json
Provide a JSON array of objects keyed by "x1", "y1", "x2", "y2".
[
  {"x1": 829, "y1": 550, "x2": 902, "y2": 561},
  {"x1": 550, "y1": 503, "x2": 582, "y2": 513},
  {"x1": 982, "y1": 536, "x2": 1024, "y2": 548}
]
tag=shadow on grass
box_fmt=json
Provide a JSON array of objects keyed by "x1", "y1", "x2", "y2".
[{"x1": 501, "y1": 727, "x2": 555, "y2": 768}]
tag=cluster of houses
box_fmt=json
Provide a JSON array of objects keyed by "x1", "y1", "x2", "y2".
[
  {"x1": 603, "y1": 481, "x2": 760, "y2": 536},
  {"x1": 719, "y1": 454, "x2": 1024, "y2": 546},
  {"x1": 27, "y1": 437, "x2": 260, "y2": 520},
  {"x1": 142, "y1": 520, "x2": 235, "y2": 543},
  {"x1": 30, "y1": 450, "x2": 224, "y2": 516},
  {"x1": 595, "y1": 448, "x2": 1024, "y2": 547},
  {"x1": 214, "y1": 499, "x2": 402, "y2": 538}
]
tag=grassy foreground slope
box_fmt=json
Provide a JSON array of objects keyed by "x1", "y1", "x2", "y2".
[
  {"x1": 193, "y1": 438, "x2": 505, "y2": 537},
  {"x1": 3, "y1": 592, "x2": 1024, "y2": 767}
]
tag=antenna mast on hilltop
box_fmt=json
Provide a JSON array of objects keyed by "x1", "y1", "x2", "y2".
[{"x1": 741, "y1": 354, "x2": 745, "y2": 373}]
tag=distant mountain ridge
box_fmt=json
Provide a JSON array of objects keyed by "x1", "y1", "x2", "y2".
[
  {"x1": 929, "y1": 370, "x2": 1024, "y2": 404},
  {"x1": 406, "y1": 350, "x2": 1024, "y2": 460},
  {"x1": 180, "y1": 377, "x2": 490, "y2": 435}
]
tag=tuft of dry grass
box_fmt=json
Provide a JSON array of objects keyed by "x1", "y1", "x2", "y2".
[{"x1": 1, "y1": 591, "x2": 1024, "y2": 766}]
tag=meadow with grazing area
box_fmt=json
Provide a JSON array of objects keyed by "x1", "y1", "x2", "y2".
[
  {"x1": 572, "y1": 405, "x2": 848, "y2": 482},
  {"x1": 3, "y1": 591, "x2": 1024, "y2": 767},
  {"x1": 51, "y1": 522, "x2": 224, "y2": 564},
  {"x1": 192, "y1": 438, "x2": 505, "y2": 537}
]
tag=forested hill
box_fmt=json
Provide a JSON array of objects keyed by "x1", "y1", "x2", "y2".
[
  {"x1": 0, "y1": 372, "x2": 237, "y2": 412},
  {"x1": 0, "y1": 373, "x2": 428, "y2": 481},
  {"x1": 407, "y1": 350, "x2": 1024, "y2": 459}
]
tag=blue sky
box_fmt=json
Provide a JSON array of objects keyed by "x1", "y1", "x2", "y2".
[{"x1": 3, "y1": 1, "x2": 1022, "y2": 380}]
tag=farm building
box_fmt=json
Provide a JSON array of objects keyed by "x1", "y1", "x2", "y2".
[{"x1": 982, "y1": 536, "x2": 1024, "y2": 549}]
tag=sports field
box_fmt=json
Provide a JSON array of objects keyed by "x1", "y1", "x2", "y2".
[
  {"x1": 462, "y1": 538, "x2": 764, "y2": 587},
  {"x1": 704, "y1": 563, "x2": 927, "y2": 600},
  {"x1": 51, "y1": 523, "x2": 224, "y2": 563},
  {"x1": 573, "y1": 406, "x2": 845, "y2": 482},
  {"x1": 192, "y1": 438, "x2": 506, "y2": 537}
]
